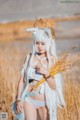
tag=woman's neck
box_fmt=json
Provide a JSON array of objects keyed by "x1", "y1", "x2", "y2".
[{"x1": 36, "y1": 52, "x2": 47, "y2": 59}]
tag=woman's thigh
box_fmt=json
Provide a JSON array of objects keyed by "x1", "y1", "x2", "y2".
[
  {"x1": 38, "y1": 106, "x2": 49, "y2": 120},
  {"x1": 23, "y1": 101, "x2": 37, "y2": 120}
]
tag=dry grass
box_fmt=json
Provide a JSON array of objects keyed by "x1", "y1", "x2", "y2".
[
  {"x1": 0, "y1": 41, "x2": 80, "y2": 120},
  {"x1": 0, "y1": 16, "x2": 80, "y2": 42},
  {"x1": 0, "y1": 18, "x2": 56, "y2": 42},
  {"x1": 0, "y1": 42, "x2": 31, "y2": 119}
]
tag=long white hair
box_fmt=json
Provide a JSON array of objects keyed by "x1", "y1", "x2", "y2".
[{"x1": 26, "y1": 28, "x2": 58, "y2": 66}]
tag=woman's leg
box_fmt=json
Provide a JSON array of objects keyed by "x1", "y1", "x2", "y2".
[
  {"x1": 23, "y1": 101, "x2": 37, "y2": 120},
  {"x1": 38, "y1": 106, "x2": 49, "y2": 120}
]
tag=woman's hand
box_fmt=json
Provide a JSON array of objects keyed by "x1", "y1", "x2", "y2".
[
  {"x1": 33, "y1": 62, "x2": 56, "y2": 89},
  {"x1": 34, "y1": 62, "x2": 49, "y2": 76},
  {"x1": 16, "y1": 100, "x2": 23, "y2": 113}
]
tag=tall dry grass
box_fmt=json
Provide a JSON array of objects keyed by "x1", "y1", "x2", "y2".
[
  {"x1": 0, "y1": 41, "x2": 80, "y2": 120},
  {"x1": 0, "y1": 42, "x2": 31, "y2": 119}
]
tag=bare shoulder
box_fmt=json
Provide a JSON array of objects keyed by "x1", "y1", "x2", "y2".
[
  {"x1": 27, "y1": 52, "x2": 32, "y2": 56},
  {"x1": 26, "y1": 53, "x2": 37, "y2": 62},
  {"x1": 24, "y1": 52, "x2": 32, "y2": 62},
  {"x1": 26, "y1": 52, "x2": 32, "y2": 58}
]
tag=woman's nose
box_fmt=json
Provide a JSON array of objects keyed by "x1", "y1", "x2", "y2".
[{"x1": 38, "y1": 43, "x2": 42, "y2": 48}]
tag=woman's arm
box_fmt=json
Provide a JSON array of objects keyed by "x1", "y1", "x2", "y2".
[
  {"x1": 16, "y1": 53, "x2": 31, "y2": 100},
  {"x1": 16, "y1": 75, "x2": 25, "y2": 113},
  {"x1": 44, "y1": 56, "x2": 57, "y2": 90},
  {"x1": 36, "y1": 56, "x2": 56, "y2": 90},
  {"x1": 16, "y1": 75, "x2": 25, "y2": 100},
  {"x1": 44, "y1": 72, "x2": 56, "y2": 90}
]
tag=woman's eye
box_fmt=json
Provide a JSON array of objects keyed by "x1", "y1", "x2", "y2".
[
  {"x1": 35, "y1": 41, "x2": 45, "y2": 45},
  {"x1": 36, "y1": 42, "x2": 40, "y2": 44},
  {"x1": 41, "y1": 42, "x2": 45, "y2": 45}
]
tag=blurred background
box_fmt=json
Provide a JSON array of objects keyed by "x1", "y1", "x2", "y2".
[{"x1": 0, "y1": 0, "x2": 80, "y2": 120}]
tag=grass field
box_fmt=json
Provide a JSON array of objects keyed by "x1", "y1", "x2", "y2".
[{"x1": 0, "y1": 40, "x2": 80, "y2": 120}]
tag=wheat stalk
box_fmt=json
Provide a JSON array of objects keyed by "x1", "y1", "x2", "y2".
[{"x1": 32, "y1": 53, "x2": 80, "y2": 90}]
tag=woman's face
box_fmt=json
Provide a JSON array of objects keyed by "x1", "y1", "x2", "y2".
[{"x1": 35, "y1": 40, "x2": 46, "y2": 54}]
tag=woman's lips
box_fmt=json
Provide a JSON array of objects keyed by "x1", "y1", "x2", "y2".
[{"x1": 38, "y1": 49, "x2": 42, "y2": 52}]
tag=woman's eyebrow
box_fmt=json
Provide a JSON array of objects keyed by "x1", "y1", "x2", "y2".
[
  {"x1": 41, "y1": 42, "x2": 45, "y2": 44},
  {"x1": 36, "y1": 41, "x2": 40, "y2": 43},
  {"x1": 41, "y1": 41, "x2": 45, "y2": 44}
]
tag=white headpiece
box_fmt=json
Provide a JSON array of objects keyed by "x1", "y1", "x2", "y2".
[{"x1": 26, "y1": 27, "x2": 58, "y2": 58}]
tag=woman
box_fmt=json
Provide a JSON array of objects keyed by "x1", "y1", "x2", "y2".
[{"x1": 16, "y1": 28, "x2": 66, "y2": 120}]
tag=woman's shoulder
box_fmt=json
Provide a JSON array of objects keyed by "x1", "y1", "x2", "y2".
[
  {"x1": 24, "y1": 52, "x2": 32, "y2": 63},
  {"x1": 26, "y1": 52, "x2": 32, "y2": 58}
]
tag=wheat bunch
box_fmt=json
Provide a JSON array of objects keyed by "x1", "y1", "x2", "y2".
[{"x1": 32, "y1": 53, "x2": 80, "y2": 90}]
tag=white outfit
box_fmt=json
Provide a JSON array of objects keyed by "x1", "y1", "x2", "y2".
[
  {"x1": 20, "y1": 54, "x2": 66, "y2": 120},
  {"x1": 22, "y1": 65, "x2": 47, "y2": 109},
  {"x1": 11, "y1": 27, "x2": 66, "y2": 120}
]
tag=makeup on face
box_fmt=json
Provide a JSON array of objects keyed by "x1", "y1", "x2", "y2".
[
  {"x1": 35, "y1": 41, "x2": 46, "y2": 45},
  {"x1": 34, "y1": 40, "x2": 46, "y2": 54}
]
